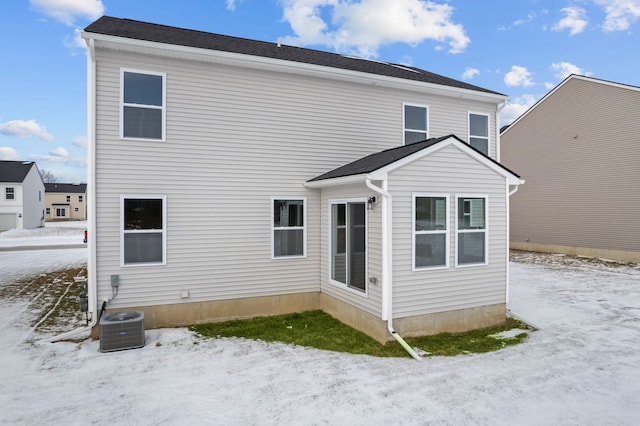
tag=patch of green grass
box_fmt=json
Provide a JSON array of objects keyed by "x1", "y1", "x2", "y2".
[{"x1": 190, "y1": 311, "x2": 530, "y2": 358}]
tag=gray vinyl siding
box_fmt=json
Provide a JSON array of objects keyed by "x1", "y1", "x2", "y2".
[
  {"x1": 388, "y1": 145, "x2": 508, "y2": 318},
  {"x1": 501, "y1": 77, "x2": 640, "y2": 253},
  {"x1": 94, "y1": 46, "x2": 500, "y2": 309},
  {"x1": 318, "y1": 183, "x2": 383, "y2": 317}
]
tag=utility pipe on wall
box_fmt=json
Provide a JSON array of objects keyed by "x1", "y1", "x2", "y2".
[{"x1": 366, "y1": 178, "x2": 421, "y2": 360}]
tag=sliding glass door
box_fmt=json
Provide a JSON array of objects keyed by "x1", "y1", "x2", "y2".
[{"x1": 331, "y1": 201, "x2": 366, "y2": 292}]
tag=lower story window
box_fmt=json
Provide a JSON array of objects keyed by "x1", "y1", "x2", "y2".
[
  {"x1": 456, "y1": 196, "x2": 487, "y2": 265},
  {"x1": 330, "y1": 201, "x2": 366, "y2": 292},
  {"x1": 273, "y1": 198, "x2": 305, "y2": 258},
  {"x1": 414, "y1": 195, "x2": 448, "y2": 269},
  {"x1": 56, "y1": 208, "x2": 66, "y2": 217},
  {"x1": 121, "y1": 196, "x2": 166, "y2": 266}
]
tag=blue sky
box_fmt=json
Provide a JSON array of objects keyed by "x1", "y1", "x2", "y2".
[{"x1": 1, "y1": 0, "x2": 639, "y2": 183}]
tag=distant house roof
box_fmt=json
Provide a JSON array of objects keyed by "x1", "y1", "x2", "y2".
[
  {"x1": 0, "y1": 161, "x2": 37, "y2": 183},
  {"x1": 308, "y1": 135, "x2": 520, "y2": 183},
  {"x1": 45, "y1": 183, "x2": 87, "y2": 193},
  {"x1": 84, "y1": 16, "x2": 504, "y2": 97}
]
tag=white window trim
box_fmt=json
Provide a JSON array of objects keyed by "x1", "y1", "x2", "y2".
[
  {"x1": 328, "y1": 198, "x2": 368, "y2": 296},
  {"x1": 5, "y1": 187, "x2": 15, "y2": 200},
  {"x1": 412, "y1": 193, "x2": 450, "y2": 271},
  {"x1": 120, "y1": 68, "x2": 167, "y2": 142},
  {"x1": 271, "y1": 197, "x2": 307, "y2": 259},
  {"x1": 403, "y1": 102, "x2": 429, "y2": 145},
  {"x1": 455, "y1": 194, "x2": 489, "y2": 268},
  {"x1": 468, "y1": 111, "x2": 491, "y2": 157},
  {"x1": 120, "y1": 194, "x2": 167, "y2": 267}
]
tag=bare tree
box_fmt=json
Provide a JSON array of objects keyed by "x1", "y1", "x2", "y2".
[{"x1": 40, "y1": 169, "x2": 58, "y2": 183}]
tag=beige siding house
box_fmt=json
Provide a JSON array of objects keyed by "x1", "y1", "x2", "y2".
[
  {"x1": 45, "y1": 183, "x2": 87, "y2": 221},
  {"x1": 82, "y1": 17, "x2": 522, "y2": 347},
  {"x1": 501, "y1": 75, "x2": 640, "y2": 262}
]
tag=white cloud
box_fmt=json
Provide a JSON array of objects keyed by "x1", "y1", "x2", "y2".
[
  {"x1": 504, "y1": 65, "x2": 534, "y2": 87},
  {"x1": 552, "y1": 7, "x2": 588, "y2": 35},
  {"x1": 550, "y1": 61, "x2": 593, "y2": 80},
  {"x1": 72, "y1": 135, "x2": 87, "y2": 148},
  {"x1": 279, "y1": 0, "x2": 470, "y2": 57},
  {"x1": 30, "y1": 0, "x2": 105, "y2": 26},
  {"x1": 64, "y1": 28, "x2": 86, "y2": 50},
  {"x1": 595, "y1": 0, "x2": 640, "y2": 31},
  {"x1": 226, "y1": 0, "x2": 237, "y2": 11},
  {"x1": 500, "y1": 94, "x2": 537, "y2": 126},
  {"x1": 0, "y1": 120, "x2": 54, "y2": 142},
  {"x1": 514, "y1": 12, "x2": 536, "y2": 26},
  {"x1": 462, "y1": 67, "x2": 479, "y2": 80},
  {"x1": 0, "y1": 147, "x2": 20, "y2": 161},
  {"x1": 50, "y1": 147, "x2": 69, "y2": 158}
]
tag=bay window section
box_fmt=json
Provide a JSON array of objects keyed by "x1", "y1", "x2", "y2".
[
  {"x1": 121, "y1": 69, "x2": 165, "y2": 140},
  {"x1": 413, "y1": 195, "x2": 448, "y2": 269},
  {"x1": 273, "y1": 199, "x2": 305, "y2": 258},
  {"x1": 122, "y1": 196, "x2": 166, "y2": 266},
  {"x1": 404, "y1": 104, "x2": 428, "y2": 145},
  {"x1": 456, "y1": 196, "x2": 487, "y2": 266},
  {"x1": 469, "y1": 113, "x2": 489, "y2": 156}
]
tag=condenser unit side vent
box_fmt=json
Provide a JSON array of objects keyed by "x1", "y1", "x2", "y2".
[{"x1": 99, "y1": 311, "x2": 145, "y2": 352}]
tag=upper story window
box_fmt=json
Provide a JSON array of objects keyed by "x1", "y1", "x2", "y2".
[
  {"x1": 413, "y1": 194, "x2": 449, "y2": 270},
  {"x1": 79, "y1": 195, "x2": 83, "y2": 203},
  {"x1": 272, "y1": 199, "x2": 306, "y2": 258},
  {"x1": 66, "y1": 195, "x2": 71, "y2": 203},
  {"x1": 121, "y1": 196, "x2": 166, "y2": 266},
  {"x1": 121, "y1": 69, "x2": 166, "y2": 141},
  {"x1": 404, "y1": 103, "x2": 428, "y2": 145},
  {"x1": 5, "y1": 187, "x2": 14, "y2": 200},
  {"x1": 469, "y1": 113, "x2": 490, "y2": 156}
]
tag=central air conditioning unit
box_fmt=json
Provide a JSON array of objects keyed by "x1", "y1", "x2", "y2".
[{"x1": 99, "y1": 311, "x2": 145, "y2": 353}]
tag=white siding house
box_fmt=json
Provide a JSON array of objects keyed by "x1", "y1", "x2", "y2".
[
  {"x1": 0, "y1": 161, "x2": 45, "y2": 231},
  {"x1": 82, "y1": 17, "x2": 522, "y2": 345}
]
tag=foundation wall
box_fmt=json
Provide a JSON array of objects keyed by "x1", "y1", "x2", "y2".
[
  {"x1": 93, "y1": 293, "x2": 507, "y2": 344},
  {"x1": 511, "y1": 242, "x2": 640, "y2": 263}
]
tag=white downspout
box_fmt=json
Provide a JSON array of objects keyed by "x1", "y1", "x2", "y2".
[
  {"x1": 366, "y1": 178, "x2": 421, "y2": 360},
  {"x1": 44, "y1": 37, "x2": 98, "y2": 343},
  {"x1": 496, "y1": 100, "x2": 508, "y2": 163},
  {"x1": 505, "y1": 183, "x2": 521, "y2": 306}
]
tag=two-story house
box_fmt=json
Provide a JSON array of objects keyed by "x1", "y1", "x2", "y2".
[
  {"x1": 44, "y1": 183, "x2": 88, "y2": 221},
  {"x1": 501, "y1": 75, "x2": 640, "y2": 263},
  {"x1": 0, "y1": 160, "x2": 45, "y2": 231},
  {"x1": 82, "y1": 17, "x2": 522, "y2": 348}
]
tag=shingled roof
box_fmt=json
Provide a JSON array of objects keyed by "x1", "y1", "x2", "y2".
[
  {"x1": 84, "y1": 16, "x2": 504, "y2": 96},
  {"x1": 308, "y1": 135, "x2": 520, "y2": 182},
  {"x1": 45, "y1": 183, "x2": 87, "y2": 193},
  {"x1": 0, "y1": 161, "x2": 37, "y2": 183}
]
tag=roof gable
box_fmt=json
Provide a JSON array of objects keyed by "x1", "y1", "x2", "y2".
[
  {"x1": 84, "y1": 16, "x2": 504, "y2": 97},
  {"x1": 502, "y1": 74, "x2": 640, "y2": 135},
  {"x1": 307, "y1": 135, "x2": 520, "y2": 186},
  {"x1": 0, "y1": 161, "x2": 36, "y2": 183}
]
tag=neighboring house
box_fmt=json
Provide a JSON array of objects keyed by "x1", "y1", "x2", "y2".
[
  {"x1": 82, "y1": 16, "x2": 522, "y2": 344},
  {"x1": 501, "y1": 74, "x2": 640, "y2": 263},
  {"x1": 44, "y1": 183, "x2": 88, "y2": 221},
  {"x1": 0, "y1": 160, "x2": 45, "y2": 231}
]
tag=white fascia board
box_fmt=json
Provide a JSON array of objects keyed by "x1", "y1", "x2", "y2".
[
  {"x1": 81, "y1": 31, "x2": 508, "y2": 104},
  {"x1": 369, "y1": 136, "x2": 522, "y2": 185},
  {"x1": 304, "y1": 174, "x2": 367, "y2": 188}
]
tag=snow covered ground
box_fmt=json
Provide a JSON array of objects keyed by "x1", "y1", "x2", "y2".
[{"x1": 1, "y1": 225, "x2": 639, "y2": 425}]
